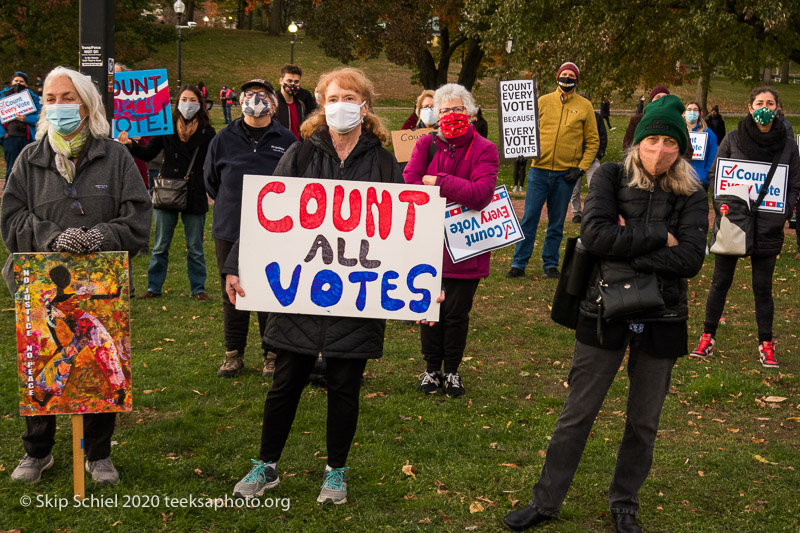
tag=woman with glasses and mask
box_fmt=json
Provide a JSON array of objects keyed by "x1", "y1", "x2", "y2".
[
  {"x1": 404, "y1": 84, "x2": 499, "y2": 399},
  {"x1": 119, "y1": 85, "x2": 216, "y2": 301},
  {"x1": 402, "y1": 89, "x2": 437, "y2": 130},
  {"x1": 204, "y1": 79, "x2": 297, "y2": 379},
  {"x1": 222, "y1": 67, "x2": 403, "y2": 506},
  {"x1": 1, "y1": 66, "x2": 151, "y2": 487}
]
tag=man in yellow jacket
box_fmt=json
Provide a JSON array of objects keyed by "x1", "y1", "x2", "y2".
[{"x1": 507, "y1": 62, "x2": 599, "y2": 279}]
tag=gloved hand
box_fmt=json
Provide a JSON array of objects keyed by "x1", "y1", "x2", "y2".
[
  {"x1": 563, "y1": 167, "x2": 584, "y2": 185},
  {"x1": 50, "y1": 227, "x2": 104, "y2": 253}
]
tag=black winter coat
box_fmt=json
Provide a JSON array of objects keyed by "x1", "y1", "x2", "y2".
[
  {"x1": 224, "y1": 128, "x2": 402, "y2": 359},
  {"x1": 578, "y1": 163, "x2": 709, "y2": 323},
  {"x1": 709, "y1": 129, "x2": 800, "y2": 257},
  {"x1": 129, "y1": 125, "x2": 216, "y2": 214}
]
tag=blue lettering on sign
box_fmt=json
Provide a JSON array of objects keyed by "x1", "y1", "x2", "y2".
[
  {"x1": 381, "y1": 271, "x2": 404, "y2": 311},
  {"x1": 735, "y1": 168, "x2": 767, "y2": 181},
  {"x1": 310, "y1": 269, "x2": 343, "y2": 307},
  {"x1": 407, "y1": 264, "x2": 437, "y2": 313},
  {"x1": 265, "y1": 262, "x2": 301, "y2": 306},
  {"x1": 348, "y1": 271, "x2": 379, "y2": 311}
]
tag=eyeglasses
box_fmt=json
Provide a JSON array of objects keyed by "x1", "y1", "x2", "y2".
[
  {"x1": 66, "y1": 185, "x2": 84, "y2": 216},
  {"x1": 245, "y1": 90, "x2": 269, "y2": 99},
  {"x1": 421, "y1": 105, "x2": 433, "y2": 110},
  {"x1": 439, "y1": 106, "x2": 466, "y2": 115},
  {"x1": 283, "y1": 80, "x2": 300, "y2": 85}
]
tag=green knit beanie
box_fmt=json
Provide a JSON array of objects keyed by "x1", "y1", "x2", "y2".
[{"x1": 633, "y1": 94, "x2": 688, "y2": 154}]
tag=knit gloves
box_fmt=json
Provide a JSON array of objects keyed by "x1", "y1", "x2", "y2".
[{"x1": 50, "y1": 227, "x2": 104, "y2": 253}]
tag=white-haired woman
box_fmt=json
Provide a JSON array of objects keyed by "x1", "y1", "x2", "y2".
[
  {"x1": 503, "y1": 95, "x2": 708, "y2": 532},
  {"x1": 1, "y1": 66, "x2": 151, "y2": 486},
  {"x1": 403, "y1": 83, "x2": 499, "y2": 398}
]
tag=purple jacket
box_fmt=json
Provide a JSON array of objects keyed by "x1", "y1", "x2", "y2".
[{"x1": 404, "y1": 125, "x2": 499, "y2": 279}]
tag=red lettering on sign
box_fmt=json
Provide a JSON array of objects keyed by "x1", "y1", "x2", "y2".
[
  {"x1": 299, "y1": 183, "x2": 327, "y2": 229},
  {"x1": 333, "y1": 185, "x2": 362, "y2": 232},
  {"x1": 366, "y1": 187, "x2": 392, "y2": 240},
  {"x1": 257, "y1": 182, "x2": 292, "y2": 232},
  {"x1": 398, "y1": 191, "x2": 430, "y2": 241}
]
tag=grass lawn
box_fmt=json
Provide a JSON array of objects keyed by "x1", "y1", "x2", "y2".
[{"x1": 1, "y1": 106, "x2": 799, "y2": 532}]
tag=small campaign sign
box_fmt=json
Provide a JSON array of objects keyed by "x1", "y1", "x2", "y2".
[
  {"x1": 0, "y1": 90, "x2": 36, "y2": 124},
  {"x1": 237, "y1": 176, "x2": 446, "y2": 321},
  {"x1": 391, "y1": 128, "x2": 435, "y2": 163},
  {"x1": 112, "y1": 68, "x2": 173, "y2": 138},
  {"x1": 444, "y1": 185, "x2": 525, "y2": 263},
  {"x1": 497, "y1": 79, "x2": 540, "y2": 160},
  {"x1": 714, "y1": 158, "x2": 789, "y2": 213},
  {"x1": 690, "y1": 131, "x2": 708, "y2": 161}
]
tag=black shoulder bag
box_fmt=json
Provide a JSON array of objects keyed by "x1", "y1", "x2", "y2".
[{"x1": 152, "y1": 145, "x2": 200, "y2": 211}]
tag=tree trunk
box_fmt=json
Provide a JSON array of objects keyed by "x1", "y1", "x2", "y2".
[
  {"x1": 457, "y1": 38, "x2": 484, "y2": 91},
  {"x1": 761, "y1": 67, "x2": 771, "y2": 84},
  {"x1": 186, "y1": 0, "x2": 195, "y2": 22},
  {"x1": 269, "y1": 0, "x2": 283, "y2": 36},
  {"x1": 780, "y1": 61, "x2": 790, "y2": 84},
  {"x1": 695, "y1": 63, "x2": 712, "y2": 114},
  {"x1": 237, "y1": 0, "x2": 244, "y2": 29},
  {"x1": 260, "y1": 3, "x2": 268, "y2": 32},
  {"x1": 416, "y1": 49, "x2": 439, "y2": 89}
]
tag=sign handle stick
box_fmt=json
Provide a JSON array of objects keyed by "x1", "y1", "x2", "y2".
[{"x1": 73, "y1": 414, "x2": 85, "y2": 499}]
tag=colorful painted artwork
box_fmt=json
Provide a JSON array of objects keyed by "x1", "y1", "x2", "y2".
[{"x1": 13, "y1": 252, "x2": 132, "y2": 416}]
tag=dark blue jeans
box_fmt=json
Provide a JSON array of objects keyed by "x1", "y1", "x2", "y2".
[
  {"x1": 3, "y1": 135, "x2": 30, "y2": 181},
  {"x1": 221, "y1": 103, "x2": 232, "y2": 124},
  {"x1": 146, "y1": 209, "x2": 207, "y2": 295},
  {"x1": 530, "y1": 340, "x2": 675, "y2": 517},
  {"x1": 511, "y1": 167, "x2": 573, "y2": 271}
]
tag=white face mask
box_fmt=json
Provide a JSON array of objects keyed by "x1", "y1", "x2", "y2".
[
  {"x1": 420, "y1": 107, "x2": 436, "y2": 126},
  {"x1": 325, "y1": 101, "x2": 366, "y2": 134},
  {"x1": 178, "y1": 101, "x2": 201, "y2": 120}
]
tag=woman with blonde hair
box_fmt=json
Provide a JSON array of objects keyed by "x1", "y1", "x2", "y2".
[
  {"x1": 683, "y1": 101, "x2": 717, "y2": 190},
  {"x1": 224, "y1": 67, "x2": 402, "y2": 506},
  {"x1": 504, "y1": 95, "x2": 708, "y2": 532},
  {"x1": 402, "y1": 89, "x2": 437, "y2": 130}
]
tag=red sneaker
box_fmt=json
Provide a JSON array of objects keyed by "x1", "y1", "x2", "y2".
[
  {"x1": 690, "y1": 333, "x2": 715, "y2": 359},
  {"x1": 758, "y1": 341, "x2": 779, "y2": 368}
]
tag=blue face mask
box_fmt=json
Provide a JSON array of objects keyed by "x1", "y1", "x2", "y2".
[
  {"x1": 46, "y1": 104, "x2": 84, "y2": 136},
  {"x1": 685, "y1": 111, "x2": 699, "y2": 124}
]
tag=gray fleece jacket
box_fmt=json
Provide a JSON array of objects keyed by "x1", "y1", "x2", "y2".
[{"x1": 1, "y1": 136, "x2": 152, "y2": 293}]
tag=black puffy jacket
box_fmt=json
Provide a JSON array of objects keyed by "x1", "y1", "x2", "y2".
[
  {"x1": 224, "y1": 128, "x2": 402, "y2": 359},
  {"x1": 578, "y1": 163, "x2": 708, "y2": 322}
]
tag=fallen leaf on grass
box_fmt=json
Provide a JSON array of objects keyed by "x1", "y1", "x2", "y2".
[
  {"x1": 161, "y1": 512, "x2": 173, "y2": 522},
  {"x1": 343, "y1": 517, "x2": 352, "y2": 521},
  {"x1": 151, "y1": 347, "x2": 163, "y2": 352},
  {"x1": 404, "y1": 493, "x2": 417, "y2": 500},
  {"x1": 787, "y1": 417, "x2": 800, "y2": 422},
  {"x1": 418, "y1": 518, "x2": 431, "y2": 524},
  {"x1": 753, "y1": 455, "x2": 778, "y2": 465},
  {"x1": 698, "y1": 471, "x2": 705, "y2": 477},
  {"x1": 193, "y1": 468, "x2": 203, "y2": 476},
  {"x1": 499, "y1": 463, "x2": 520, "y2": 469},
  {"x1": 163, "y1": 338, "x2": 175, "y2": 342},
  {"x1": 435, "y1": 479, "x2": 448, "y2": 494},
  {"x1": 364, "y1": 392, "x2": 386, "y2": 399},
  {"x1": 763, "y1": 396, "x2": 786, "y2": 403},
  {"x1": 469, "y1": 502, "x2": 484, "y2": 513},
  {"x1": 402, "y1": 460, "x2": 417, "y2": 479},
  {"x1": 727, "y1": 428, "x2": 740, "y2": 433},
  {"x1": 111, "y1": 521, "x2": 122, "y2": 526},
  {"x1": 192, "y1": 390, "x2": 205, "y2": 396}
]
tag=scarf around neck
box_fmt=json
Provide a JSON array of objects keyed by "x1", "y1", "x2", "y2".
[
  {"x1": 737, "y1": 114, "x2": 786, "y2": 162},
  {"x1": 177, "y1": 116, "x2": 199, "y2": 143},
  {"x1": 48, "y1": 127, "x2": 90, "y2": 183}
]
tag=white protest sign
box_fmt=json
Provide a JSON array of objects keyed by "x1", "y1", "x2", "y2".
[
  {"x1": 497, "y1": 79, "x2": 539, "y2": 160},
  {"x1": 714, "y1": 158, "x2": 789, "y2": 213},
  {"x1": 690, "y1": 131, "x2": 708, "y2": 161},
  {"x1": 0, "y1": 90, "x2": 36, "y2": 124},
  {"x1": 237, "y1": 176, "x2": 446, "y2": 321},
  {"x1": 444, "y1": 185, "x2": 525, "y2": 263},
  {"x1": 391, "y1": 128, "x2": 435, "y2": 163}
]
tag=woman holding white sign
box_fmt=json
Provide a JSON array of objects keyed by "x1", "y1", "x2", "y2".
[
  {"x1": 223, "y1": 67, "x2": 406, "y2": 506},
  {"x1": 404, "y1": 83, "x2": 499, "y2": 399},
  {"x1": 683, "y1": 101, "x2": 717, "y2": 191},
  {"x1": 691, "y1": 87, "x2": 800, "y2": 368}
]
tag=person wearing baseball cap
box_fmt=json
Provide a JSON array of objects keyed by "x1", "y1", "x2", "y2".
[
  {"x1": 204, "y1": 78, "x2": 297, "y2": 379},
  {"x1": 507, "y1": 61, "x2": 599, "y2": 281},
  {"x1": 504, "y1": 93, "x2": 708, "y2": 533}
]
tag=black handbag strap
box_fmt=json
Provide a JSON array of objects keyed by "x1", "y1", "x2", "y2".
[
  {"x1": 751, "y1": 149, "x2": 783, "y2": 215},
  {"x1": 184, "y1": 145, "x2": 201, "y2": 180}
]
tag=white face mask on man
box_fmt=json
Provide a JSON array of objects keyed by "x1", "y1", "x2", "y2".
[{"x1": 325, "y1": 101, "x2": 366, "y2": 134}]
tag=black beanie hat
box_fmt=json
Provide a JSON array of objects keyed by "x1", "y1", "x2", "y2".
[{"x1": 633, "y1": 94, "x2": 688, "y2": 154}]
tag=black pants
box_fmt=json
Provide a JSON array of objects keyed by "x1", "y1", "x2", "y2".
[
  {"x1": 421, "y1": 277, "x2": 480, "y2": 374},
  {"x1": 513, "y1": 158, "x2": 527, "y2": 188},
  {"x1": 23, "y1": 413, "x2": 116, "y2": 462},
  {"x1": 603, "y1": 116, "x2": 612, "y2": 130},
  {"x1": 259, "y1": 351, "x2": 367, "y2": 469},
  {"x1": 704, "y1": 254, "x2": 777, "y2": 342},
  {"x1": 214, "y1": 238, "x2": 269, "y2": 354}
]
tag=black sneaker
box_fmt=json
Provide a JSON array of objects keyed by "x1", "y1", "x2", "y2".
[
  {"x1": 543, "y1": 268, "x2": 560, "y2": 279},
  {"x1": 506, "y1": 267, "x2": 525, "y2": 279},
  {"x1": 443, "y1": 373, "x2": 465, "y2": 398},
  {"x1": 417, "y1": 371, "x2": 443, "y2": 394},
  {"x1": 571, "y1": 214, "x2": 582, "y2": 223}
]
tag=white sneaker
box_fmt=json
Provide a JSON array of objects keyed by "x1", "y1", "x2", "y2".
[
  {"x1": 85, "y1": 457, "x2": 120, "y2": 485},
  {"x1": 11, "y1": 454, "x2": 54, "y2": 483}
]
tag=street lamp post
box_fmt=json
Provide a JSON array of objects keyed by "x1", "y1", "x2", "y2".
[
  {"x1": 174, "y1": 0, "x2": 185, "y2": 91},
  {"x1": 288, "y1": 23, "x2": 298, "y2": 63}
]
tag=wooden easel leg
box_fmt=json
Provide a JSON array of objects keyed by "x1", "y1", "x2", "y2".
[{"x1": 73, "y1": 414, "x2": 85, "y2": 499}]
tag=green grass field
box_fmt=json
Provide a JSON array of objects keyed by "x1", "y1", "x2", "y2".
[{"x1": 1, "y1": 28, "x2": 799, "y2": 533}]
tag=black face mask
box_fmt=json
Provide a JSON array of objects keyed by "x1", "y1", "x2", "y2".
[
  {"x1": 11, "y1": 83, "x2": 25, "y2": 93},
  {"x1": 557, "y1": 76, "x2": 576, "y2": 92}
]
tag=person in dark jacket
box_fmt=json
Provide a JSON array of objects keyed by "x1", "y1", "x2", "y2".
[
  {"x1": 600, "y1": 96, "x2": 613, "y2": 130},
  {"x1": 204, "y1": 79, "x2": 298, "y2": 379},
  {"x1": 404, "y1": 84, "x2": 498, "y2": 398},
  {"x1": 706, "y1": 105, "x2": 726, "y2": 146},
  {"x1": 504, "y1": 95, "x2": 708, "y2": 533},
  {"x1": 2, "y1": 66, "x2": 151, "y2": 486},
  {"x1": 401, "y1": 90, "x2": 436, "y2": 131},
  {"x1": 275, "y1": 64, "x2": 306, "y2": 140},
  {"x1": 622, "y1": 85, "x2": 670, "y2": 153},
  {"x1": 120, "y1": 84, "x2": 216, "y2": 300},
  {"x1": 473, "y1": 107, "x2": 489, "y2": 138},
  {"x1": 224, "y1": 67, "x2": 407, "y2": 507},
  {"x1": 691, "y1": 87, "x2": 800, "y2": 368},
  {"x1": 570, "y1": 104, "x2": 608, "y2": 223},
  {"x1": 0, "y1": 72, "x2": 41, "y2": 183}
]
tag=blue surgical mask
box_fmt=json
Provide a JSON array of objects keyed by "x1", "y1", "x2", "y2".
[
  {"x1": 46, "y1": 104, "x2": 84, "y2": 136},
  {"x1": 685, "y1": 111, "x2": 699, "y2": 124}
]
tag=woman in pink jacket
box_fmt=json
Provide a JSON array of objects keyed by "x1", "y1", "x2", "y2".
[{"x1": 403, "y1": 83, "x2": 499, "y2": 398}]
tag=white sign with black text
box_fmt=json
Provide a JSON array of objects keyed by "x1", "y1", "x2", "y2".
[
  {"x1": 497, "y1": 79, "x2": 540, "y2": 160},
  {"x1": 690, "y1": 131, "x2": 708, "y2": 161}
]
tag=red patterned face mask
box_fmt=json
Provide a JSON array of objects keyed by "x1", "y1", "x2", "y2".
[{"x1": 439, "y1": 113, "x2": 471, "y2": 138}]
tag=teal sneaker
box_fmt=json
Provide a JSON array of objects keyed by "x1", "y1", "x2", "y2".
[
  {"x1": 317, "y1": 466, "x2": 349, "y2": 505},
  {"x1": 233, "y1": 459, "x2": 279, "y2": 498}
]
